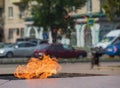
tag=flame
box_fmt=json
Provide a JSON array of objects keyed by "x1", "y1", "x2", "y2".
[{"x1": 14, "y1": 55, "x2": 62, "y2": 79}]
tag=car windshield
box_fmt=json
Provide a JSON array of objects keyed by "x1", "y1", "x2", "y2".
[
  {"x1": 101, "y1": 36, "x2": 115, "y2": 43},
  {"x1": 29, "y1": 39, "x2": 48, "y2": 45},
  {"x1": 112, "y1": 37, "x2": 120, "y2": 45},
  {"x1": 29, "y1": 40, "x2": 39, "y2": 45},
  {"x1": 63, "y1": 44, "x2": 74, "y2": 50}
]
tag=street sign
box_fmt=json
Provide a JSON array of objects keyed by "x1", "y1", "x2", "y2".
[{"x1": 87, "y1": 18, "x2": 95, "y2": 26}]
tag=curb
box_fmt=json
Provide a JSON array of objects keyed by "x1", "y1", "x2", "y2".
[
  {"x1": 0, "y1": 57, "x2": 120, "y2": 64},
  {"x1": 0, "y1": 58, "x2": 29, "y2": 64}
]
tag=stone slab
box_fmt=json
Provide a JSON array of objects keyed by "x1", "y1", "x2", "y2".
[
  {"x1": 0, "y1": 76, "x2": 120, "y2": 88},
  {"x1": 0, "y1": 80, "x2": 9, "y2": 87}
]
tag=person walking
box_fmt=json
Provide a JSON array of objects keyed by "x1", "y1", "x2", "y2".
[{"x1": 90, "y1": 47, "x2": 101, "y2": 69}]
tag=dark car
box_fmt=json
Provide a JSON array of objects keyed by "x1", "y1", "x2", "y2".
[{"x1": 33, "y1": 43, "x2": 87, "y2": 58}]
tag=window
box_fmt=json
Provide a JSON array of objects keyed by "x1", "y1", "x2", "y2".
[
  {"x1": 0, "y1": 8, "x2": 2, "y2": 17},
  {"x1": 25, "y1": 43, "x2": 36, "y2": 47},
  {"x1": 49, "y1": 46, "x2": 55, "y2": 51},
  {"x1": 63, "y1": 45, "x2": 73, "y2": 50},
  {"x1": 101, "y1": 37, "x2": 114, "y2": 43},
  {"x1": 18, "y1": 43, "x2": 26, "y2": 48},
  {"x1": 16, "y1": 28, "x2": 19, "y2": 35},
  {"x1": 56, "y1": 45, "x2": 64, "y2": 50},
  {"x1": 8, "y1": 7, "x2": 13, "y2": 18},
  {"x1": 30, "y1": 28, "x2": 36, "y2": 38},
  {"x1": 19, "y1": 11, "x2": 25, "y2": 18},
  {"x1": 113, "y1": 37, "x2": 120, "y2": 45},
  {"x1": 8, "y1": 29, "x2": 14, "y2": 39},
  {"x1": 30, "y1": 40, "x2": 37, "y2": 45},
  {"x1": 21, "y1": 28, "x2": 24, "y2": 37}
]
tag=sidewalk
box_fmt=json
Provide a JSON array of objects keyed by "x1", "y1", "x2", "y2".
[
  {"x1": 0, "y1": 62, "x2": 120, "y2": 88},
  {"x1": 61, "y1": 62, "x2": 120, "y2": 76},
  {"x1": 0, "y1": 76, "x2": 120, "y2": 88}
]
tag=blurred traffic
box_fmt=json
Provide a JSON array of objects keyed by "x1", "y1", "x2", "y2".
[
  {"x1": 0, "y1": 38, "x2": 87, "y2": 59},
  {"x1": 33, "y1": 43, "x2": 87, "y2": 59},
  {"x1": 0, "y1": 38, "x2": 48, "y2": 58}
]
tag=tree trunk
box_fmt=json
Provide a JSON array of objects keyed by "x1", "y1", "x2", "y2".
[{"x1": 51, "y1": 28, "x2": 58, "y2": 43}]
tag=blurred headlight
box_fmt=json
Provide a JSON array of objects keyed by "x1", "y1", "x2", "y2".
[{"x1": 0, "y1": 49, "x2": 5, "y2": 53}]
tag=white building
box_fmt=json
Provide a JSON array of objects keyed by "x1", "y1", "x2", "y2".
[{"x1": 74, "y1": 0, "x2": 120, "y2": 47}]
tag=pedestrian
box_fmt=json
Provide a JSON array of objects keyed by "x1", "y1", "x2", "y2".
[{"x1": 90, "y1": 47, "x2": 101, "y2": 69}]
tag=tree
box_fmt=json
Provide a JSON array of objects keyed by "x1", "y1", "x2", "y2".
[
  {"x1": 102, "y1": 0, "x2": 120, "y2": 21},
  {"x1": 21, "y1": 0, "x2": 87, "y2": 42}
]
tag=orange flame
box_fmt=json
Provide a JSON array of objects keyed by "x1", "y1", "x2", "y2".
[{"x1": 14, "y1": 55, "x2": 62, "y2": 79}]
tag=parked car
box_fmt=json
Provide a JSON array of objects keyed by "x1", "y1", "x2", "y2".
[
  {"x1": 16, "y1": 37, "x2": 34, "y2": 42},
  {"x1": 105, "y1": 37, "x2": 120, "y2": 57},
  {"x1": 16, "y1": 38, "x2": 48, "y2": 45},
  {"x1": 33, "y1": 43, "x2": 87, "y2": 58},
  {"x1": 0, "y1": 42, "x2": 12, "y2": 48},
  {"x1": 29, "y1": 39, "x2": 48, "y2": 45},
  {"x1": 0, "y1": 41, "x2": 40, "y2": 58}
]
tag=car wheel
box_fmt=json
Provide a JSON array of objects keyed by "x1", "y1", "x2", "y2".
[{"x1": 6, "y1": 52, "x2": 13, "y2": 58}]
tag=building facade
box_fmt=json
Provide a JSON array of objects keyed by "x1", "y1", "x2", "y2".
[
  {"x1": 74, "y1": 0, "x2": 120, "y2": 47},
  {"x1": 0, "y1": 0, "x2": 47, "y2": 43},
  {"x1": 0, "y1": 0, "x2": 120, "y2": 47},
  {"x1": 0, "y1": 0, "x2": 26, "y2": 43}
]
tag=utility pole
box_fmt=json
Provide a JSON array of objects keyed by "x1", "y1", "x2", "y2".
[
  {"x1": 87, "y1": 0, "x2": 92, "y2": 17},
  {"x1": 87, "y1": 0, "x2": 94, "y2": 27}
]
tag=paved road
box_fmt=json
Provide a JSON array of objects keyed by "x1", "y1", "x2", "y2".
[
  {"x1": 0, "y1": 62, "x2": 120, "y2": 75},
  {"x1": 0, "y1": 62, "x2": 120, "y2": 88},
  {"x1": 1, "y1": 76, "x2": 120, "y2": 88},
  {"x1": 61, "y1": 62, "x2": 120, "y2": 75}
]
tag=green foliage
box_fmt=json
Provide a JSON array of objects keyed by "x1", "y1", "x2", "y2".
[
  {"x1": 22, "y1": 0, "x2": 87, "y2": 30},
  {"x1": 102, "y1": 0, "x2": 120, "y2": 21}
]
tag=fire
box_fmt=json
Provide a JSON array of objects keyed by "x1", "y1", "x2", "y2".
[{"x1": 14, "y1": 55, "x2": 62, "y2": 79}]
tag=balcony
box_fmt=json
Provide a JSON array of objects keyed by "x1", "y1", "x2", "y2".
[{"x1": 11, "y1": 0, "x2": 21, "y2": 4}]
